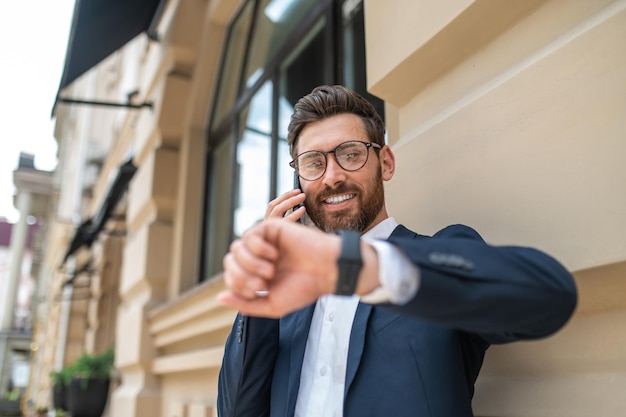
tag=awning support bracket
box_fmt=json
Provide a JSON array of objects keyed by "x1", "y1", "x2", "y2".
[{"x1": 56, "y1": 97, "x2": 153, "y2": 110}]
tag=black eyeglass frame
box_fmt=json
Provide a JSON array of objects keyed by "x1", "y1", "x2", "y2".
[{"x1": 289, "y1": 140, "x2": 382, "y2": 181}]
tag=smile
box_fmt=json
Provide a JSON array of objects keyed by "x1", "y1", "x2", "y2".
[{"x1": 324, "y1": 194, "x2": 355, "y2": 204}]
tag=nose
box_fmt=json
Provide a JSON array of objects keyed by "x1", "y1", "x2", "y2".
[{"x1": 321, "y1": 153, "x2": 347, "y2": 187}]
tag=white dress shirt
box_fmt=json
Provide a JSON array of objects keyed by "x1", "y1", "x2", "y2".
[{"x1": 294, "y1": 217, "x2": 420, "y2": 417}]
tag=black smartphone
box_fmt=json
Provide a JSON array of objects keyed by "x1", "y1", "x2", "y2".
[{"x1": 293, "y1": 172, "x2": 303, "y2": 222}]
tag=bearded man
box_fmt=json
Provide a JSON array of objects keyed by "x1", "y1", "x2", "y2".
[{"x1": 217, "y1": 85, "x2": 577, "y2": 417}]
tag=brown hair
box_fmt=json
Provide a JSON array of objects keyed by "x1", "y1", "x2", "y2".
[{"x1": 287, "y1": 85, "x2": 385, "y2": 157}]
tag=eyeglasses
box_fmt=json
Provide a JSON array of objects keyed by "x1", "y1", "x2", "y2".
[{"x1": 289, "y1": 140, "x2": 382, "y2": 181}]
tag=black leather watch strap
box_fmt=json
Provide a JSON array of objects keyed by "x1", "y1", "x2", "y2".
[{"x1": 335, "y1": 230, "x2": 363, "y2": 295}]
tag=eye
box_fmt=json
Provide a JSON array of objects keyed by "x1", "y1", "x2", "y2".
[
  {"x1": 344, "y1": 151, "x2": 360, "y2": 161},
  {"x1": 338, "y1": 144, "x2": 363, "y2": 162},
  {"x1": 300, "y1": 153, "x2": 325, "y2": 170},
  {"x1": 305, "y1": 159, "x2": 324, "y2": 169}
]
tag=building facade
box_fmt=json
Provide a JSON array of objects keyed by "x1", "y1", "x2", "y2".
[
  {"x1": 26, "y1": 0, "x2": 626, "y2": 416},
  {"x1": 0, "y1": 218, "x2": 39, "y2": 401},
  {"x1": 0, "y1": 153, "x2": 53, "y2": 412}
]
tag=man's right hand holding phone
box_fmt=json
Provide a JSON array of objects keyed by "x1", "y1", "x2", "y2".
[{"x1": 265, "y1": 189, "x2": 306, "y2": 222}]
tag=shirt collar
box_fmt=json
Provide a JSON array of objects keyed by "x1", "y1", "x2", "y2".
[{"x1": 363, "y1": 217, "x2": 398, "y2": 240}]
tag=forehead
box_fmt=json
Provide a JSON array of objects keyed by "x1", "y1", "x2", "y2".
[{"x1": 297, "y1": 113, "x2": 368, "y2": 153}]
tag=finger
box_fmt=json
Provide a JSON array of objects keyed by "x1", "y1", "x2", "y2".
[
  {"x1": 217, "y1": 291, "x2": 280, "y2": 318},
  {"x1": 265, "y1": 190, "x2": 305, "y2": 220},
  {"x1": 223, "y1": 267, "x2": 269, "y2": 300},
  {"x1": 229, "y1": 232, "x2": 279, "y2": 290},
  {"x1": 265, "y1": 189, "x2": 299, "y2": 219},
  {"x1": 240, "y1": 228, "x2": 280, "y2": 266},
  {"x1": 222, "y1": 253, "x2": 255, "y2": 299},
  {"x1": 283, "y1": 205, "x2": 306, "y2": 222}
]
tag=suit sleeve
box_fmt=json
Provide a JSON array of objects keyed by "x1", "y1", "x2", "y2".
[
  {"x1": 217, "y1": 314, "x2": 279, "y2": 417},
  {"x1": 386, "y1": 224, "x2": 577, "y2": 344}
]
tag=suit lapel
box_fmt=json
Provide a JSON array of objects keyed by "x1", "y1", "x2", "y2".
[
  {"x1": 284, "y1": 301, "x2": 373, "y2": 409},
  {"x1": 285, "y1": 304, "x2": 316, "y2": 414},
  {"x1": 342, "y1": 225, "x2": 414, "y2": 400},
  {"x1": 343, "y1": 225, "x2": 419, "y2": 397},
  {"x1": 344, "y1": 302, "x2": 372, "y2": 396},
  {"x1": 344, "y1": 225, "x2": 412, "y2": 397}
]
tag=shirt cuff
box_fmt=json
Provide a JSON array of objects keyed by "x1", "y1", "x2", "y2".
[{"x1": 359, "y1": 239, "x2": 420, "y2": 305}]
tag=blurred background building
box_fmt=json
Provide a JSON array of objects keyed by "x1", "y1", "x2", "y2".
[
  {"x1": 0, "y1": 153, "x2": 52, "y2": 414},
  {"x1": 17, "y1": 0, "x2": 626, "y2": 416}
]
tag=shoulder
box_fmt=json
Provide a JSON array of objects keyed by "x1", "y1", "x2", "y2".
[
  {"x1": 432, "y1": 224, "x2": 485, "y2": 242},
  {"x1": 392, "y1": 223, "x2": 485, "y2": 242}
]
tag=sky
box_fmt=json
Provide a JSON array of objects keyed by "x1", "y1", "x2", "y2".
[{"x1": 0, "y1": 0, "x2": 76, "y2": 223}]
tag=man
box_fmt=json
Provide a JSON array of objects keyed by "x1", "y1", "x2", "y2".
[{"x1": 217, "y1": 85, "x2": 577, "y2": 417}]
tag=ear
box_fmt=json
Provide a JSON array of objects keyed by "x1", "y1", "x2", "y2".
[{"x1": 379, "y1": 145, "x2": 395, "y2": 181}]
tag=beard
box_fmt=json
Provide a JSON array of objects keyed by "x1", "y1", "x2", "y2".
[{"x1": 305, "y1": 168, "x2": 384, "y2": 233}]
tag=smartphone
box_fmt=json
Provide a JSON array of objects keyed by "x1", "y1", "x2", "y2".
[{"x1": 293, "y1": 172, "x2": 303, "y2": 222}]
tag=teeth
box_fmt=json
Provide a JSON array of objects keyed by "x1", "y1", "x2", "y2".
[{"x1": 325, "y1": 194, "x2": 355, "y2": 204}]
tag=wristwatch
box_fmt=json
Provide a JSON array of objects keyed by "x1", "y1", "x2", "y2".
[{"x1": 335, "y1": 230, "x2": 363, "y2": 295}]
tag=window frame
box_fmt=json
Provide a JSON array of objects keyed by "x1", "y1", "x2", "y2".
[{"x1": 199, "y1": 0, "x2": 380, "y2": 282}]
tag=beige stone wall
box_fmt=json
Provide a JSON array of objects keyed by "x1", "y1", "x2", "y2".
[
  {"x1": 27, "y1": 219, "x2": 75, "y2": 407},
  {"x1": 149, "y1": 279, "x2": 234, "y2": 417},
  {"x1": 367, "y1": 0, "x2": 626, "y2": 415}
]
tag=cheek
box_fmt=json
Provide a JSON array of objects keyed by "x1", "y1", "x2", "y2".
[
  {"x1": 301, "y1": 183, "x2": 318, "y2": 205},
  {"x1": 302, "y1": 181, "x2": 320, "y2": 196}
]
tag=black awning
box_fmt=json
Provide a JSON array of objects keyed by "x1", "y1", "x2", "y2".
[
  {"x1": 56, "y1": 0, "x2": 165, "y2": 93},
  {"x1": 61, "y1": 159, "x2": 138, "y2": 266},
  {"x1": 89, "y1": 158, "x2": 138, "y2": 239}
]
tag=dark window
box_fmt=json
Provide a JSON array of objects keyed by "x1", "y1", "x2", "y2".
[
  {"x1": 200, "y1": 0, "x2": 383, "y2": 281},
  {"x1": 210, "y1": 0, "x2": 255, "y2": 131},
  {"x1": 234, "y1": 80, "x2": 273, "y2": 237}
]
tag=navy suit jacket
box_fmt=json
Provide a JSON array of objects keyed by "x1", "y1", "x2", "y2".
[{"x1": 217, "y1": 224, "x2": 577, "y2": 417}]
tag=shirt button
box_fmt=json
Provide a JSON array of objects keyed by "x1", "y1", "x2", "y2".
[
  {"x1": 328, "y1": 312, "x2": 334, "y2": 321},
  {"x1": 320, "y1": 366, "x2": 328, "y2": 376}
]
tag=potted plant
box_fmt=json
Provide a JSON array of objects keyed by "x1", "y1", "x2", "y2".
[
  {"x1": 35, "y1": 405, "x2": 49, "y2": 417},
  {"x1": 49, "y1": 366, "x2": 74, "y2": 411},
  {"x1": 67, "y1": 348, "x2": 114, "y2": 417}
]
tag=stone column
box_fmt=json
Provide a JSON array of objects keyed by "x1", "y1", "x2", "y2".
[
  {"x1": 4, "y1": 154, "x2": 53, "y2": 331},
  {"x1": 1, "y1": 192, "x2": 32, "y2": 330}
]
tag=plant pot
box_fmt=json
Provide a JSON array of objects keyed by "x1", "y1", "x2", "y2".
[
  {"x1": 68, "y1": 377, "x2": 110, "y2": 417},
  {"x1": 52, "y1": 381, "x2": 68, "y2": 411}
]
